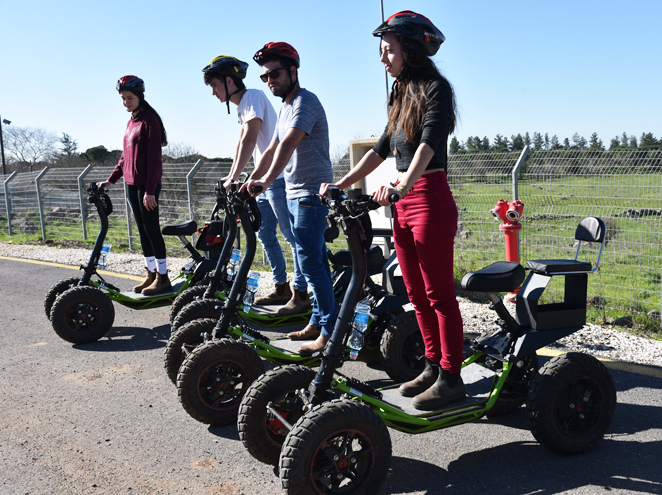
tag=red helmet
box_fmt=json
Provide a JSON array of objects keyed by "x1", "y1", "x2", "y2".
[
  {"x1": 116, "y1": 75, "x2": 145, "y2": 92},
  {"x1": 253, "y1": 42, "x2": 300, "y2": 68},
  {"x1": 373, "y1": 11, "x2": 446, "y2": 56}
]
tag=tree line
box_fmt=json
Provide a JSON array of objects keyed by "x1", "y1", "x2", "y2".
[
  {"x1": 1, "y1": 126, "x2": 232, "y2": 175},
  {"x1": 450, "y1": 132, "x2": 660, "y2": 154}
]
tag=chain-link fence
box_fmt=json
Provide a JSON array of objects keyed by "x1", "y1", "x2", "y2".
[{"x1": 2, "y1": 149, "x2": 661, "y2": 327}]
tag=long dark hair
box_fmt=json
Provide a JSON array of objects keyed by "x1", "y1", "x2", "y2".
[
  {"x1": 131, "y1": 91, "x2": 168, "y2": 147},
  {"x1": 387, "y1": 34, "x2": 456, "y2": 142}
]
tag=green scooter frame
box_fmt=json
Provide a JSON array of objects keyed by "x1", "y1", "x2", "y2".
[
  {"x1": 172, "y1": 187, "x2": 414, "y2": 426},
  {"x1": 45, "y1": 182, "x2": 220, "y2": 344},
  {"x1": 242, "y1": 190, "x2": 617, "y2": 495}
]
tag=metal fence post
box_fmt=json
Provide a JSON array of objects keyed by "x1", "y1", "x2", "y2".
[
  {"x1": 123, "y1": 180, "x2": 134, "y2": 250},
  {"x1": 3, "y1": 171, "x2": 17, "y2": 235},
  {"x1": 35, "y1": 166, "x2": 49, "y2": 240},
  {"x1": 186, "y1": 159, "x2": 204, "y2": 221},
  {"x1": 511, "y1": 145, "x2": 530, "y2": 200},
  {"x1": 77, "y1": 164, "x2": 93, "y2": 240}
]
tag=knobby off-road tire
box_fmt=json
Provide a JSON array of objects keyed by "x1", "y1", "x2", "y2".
[
  {"x1": 177, "y1": 339, "x2": 264, "y2": 426},
  {"x1": 171, "y1": 298, "x2": 222, "y2": 334},
  {"x1": 50, "y1": 286, "x2": 115, "y2": 344},
  {"x1": 169, "y1": 285, "x2": 207, "y2": 325},
  {"x1": 379, "y1": 310, "x2": 425, "y2": 383},
  {"x1": 280, "y1": 399, "x2": 392, "y2": 495},
  {"x1": 164, "y1": 318, "x2": 217, "y2": 384},
  {"x1": 486, "y1": 352, "x2": 539, "y2": 418},
  {"x1": 44, "y1": 277, "x2": 81, "y2": 320},
  {"x1": 526, "y1": 352, "x2": 616, "y2": 454},
  {"x1": 238, "y1": 364, "x2": 316, "y2": 466}
]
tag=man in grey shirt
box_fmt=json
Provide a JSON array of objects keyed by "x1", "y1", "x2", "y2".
[{"x1": 244, "y1": 42, "x2": 336, "y2": 355}]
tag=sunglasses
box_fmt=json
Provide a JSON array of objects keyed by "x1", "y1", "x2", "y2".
[{"x1": 260, "y1": 66, "x2": 288, "y2": 83}]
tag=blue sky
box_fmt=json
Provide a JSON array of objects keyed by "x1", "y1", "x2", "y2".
[{"x1": 1, "y1": 0, "x2": 660, "y2": 159}]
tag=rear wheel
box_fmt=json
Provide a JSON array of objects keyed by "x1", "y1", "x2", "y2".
[
  {"x1": 527, "y1": 352, "x2": 616, "y2": 454},
  {"x1": 238, "y1": 365, "x2": 316, "y2": 465},
  {"x1": 171, "y1": 298, "x2": 222, "y2": 334},
  {"x1": 169, "y1": 285, "x2": 207, "y2": 325},
  {"x1": 164, "y1": 318, "x2": 217, "y2": 384},
  {"x1": 379, "y1": 311, "x2": 425, "y2": 383},
  {"x1": 50, "y1": 286, "x2": 115, "y2": 344},
  {"x1": 279, "y1": 399, "x2": 391, "y2": 495},
  {"x1": 177, "y1": 339, "x2": 264, "y2": 426}
]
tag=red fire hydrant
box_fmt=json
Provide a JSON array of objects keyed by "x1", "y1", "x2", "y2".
[{"x1": 490, "y1": 199, "x2": 524, "y2": 300}]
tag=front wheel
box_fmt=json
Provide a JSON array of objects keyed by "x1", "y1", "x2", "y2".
[
  {"x1": 280, "y1": 399, "x2": 391, "y2": 495},
  {"x1": 171, "y1": 298, "x2": 222, "y2": 334},
  {"x1": 169, "y1": 285, "x2": 207, "y2": 325},
  {"x1": 379, "y1": 311, "x2": 425, "y2": 383},
  {"x1": 526, "y1": 352, "x2": 616, "y2": 454},
  {"x1": 238, "y1": 365, "x2": 317, "y2": 465},
  {"x1": 164, "y1": 318, "x2": 217, "y2": 384},
  {"x1": 44, "y1": 277, "x2": 81, "y2": 320},
  {"x1": 50, "y1": 286, "x2": 115, "y2": 344},
  {"x1": 177, "y1": 339, "x2": 264, "y2": 426}
]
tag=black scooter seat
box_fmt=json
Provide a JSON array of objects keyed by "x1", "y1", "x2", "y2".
[
  {"x1": 329, "y1": 246, "x2": 384, "y2": 269},
  {"x1": 380, "y1": 363, "x2": 495, "y2": 417},
  {"x1": 460, "y1": 261, "x2": 525, "y2": 293},
  {"x1": 162, "y1": 220, "x2": 198, "y2": 236}
]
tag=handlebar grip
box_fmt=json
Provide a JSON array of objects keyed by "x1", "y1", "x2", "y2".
[
  {"x1": 388, "y1": 193, "x2": 400, "y2": 204},
  {"x1": 251, "y1": 186, "x2": 263, "y2": 194}
]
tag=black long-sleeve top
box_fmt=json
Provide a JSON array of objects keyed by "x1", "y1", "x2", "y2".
[{"x1": 372, "y1": 77, "x2": 453, "y2": 172}]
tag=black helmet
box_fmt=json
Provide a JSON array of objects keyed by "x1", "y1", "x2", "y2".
[
  {"x1": 116, "y1": 75, "x2": 145, "y2": 92},
  {"x1": 202, "y1": 56, "x2": 249, "y2": 79},
  {"x1": 372, "y1": 10, "x2": 445, "y2": 56}
]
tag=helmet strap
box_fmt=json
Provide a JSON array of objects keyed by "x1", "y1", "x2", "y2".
[
  {"x1": 281, "y1": 70, "x2": 297, "y2": 102},
  {"x1": 224, "y1": 78, "x2": 231, "y2": 114}
]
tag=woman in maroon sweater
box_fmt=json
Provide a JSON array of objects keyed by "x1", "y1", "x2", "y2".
[
  {"x1": 99, "y1": 75, "x2": 171, "y2": 295},
  {"x1": 321, "y1": 11, "x2": 464, "y2": 410}
]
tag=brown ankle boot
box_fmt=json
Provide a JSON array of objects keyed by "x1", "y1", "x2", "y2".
[
  {"x1": 398, "y1": 358, "x2": 439, "y2": 397},
  {"x1": 133, "y1": 268, "x2": 156, "y2": 293},
  {"x1": 276, "y1": 289, "x2": 311, "y2": 316},
  {"x1": 142, "y1": 271, "x2": 172, "y2": 296},
  {"x1": 412, "y1": 369, "x2": 466, "y2": 411},
  {"x1": 298, "y1": 335, "x2": 329, "y2": 356},
  {"x1": 287, "y1": 324, "x2": 321, "y2": 341},
  {"x1": 255, "y1": 282, "x2": 292, "y2": 306}
]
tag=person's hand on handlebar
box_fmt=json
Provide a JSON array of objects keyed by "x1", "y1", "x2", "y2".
[
  {"x1": 96, "y1": 181, "x2": 112, "y2": 190},
  {"x1": 319, "y1": 183, "x2": 340, "y2": 197},
  {"x1": 241, "y1": 178, "x2": 268, "y2": 197},
  {"x1": 372, "y1": 185, "x2": 401, "y2": 206}
]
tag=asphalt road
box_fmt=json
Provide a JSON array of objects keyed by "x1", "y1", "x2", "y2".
[{"x1": 1, "y1": 259, "x2": 661, "y2": 495}]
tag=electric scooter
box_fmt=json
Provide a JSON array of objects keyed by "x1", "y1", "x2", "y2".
[
  {"x1": 239, "y1": 188, "x2": 617, "y2": 495},
  {"x1": 172, "y1": 187, "x2": 417, "y2": 426},
  {"x1": 45, "y1": 182, "x2": 220, "y2": 344}
]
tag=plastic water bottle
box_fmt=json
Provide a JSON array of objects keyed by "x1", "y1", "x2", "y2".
[
  {"x1": 243, "y1": 271, "x2": 260, "y2": 312},
  {"x1": 226, "y1": 248, "x2": 241, "y2": 281},
  {"x1": 348, "y1": 298, "x2": 371, "y2": 360},
  {"x1": 98, "y1": 242, "x2": 112, "y2": 268}
]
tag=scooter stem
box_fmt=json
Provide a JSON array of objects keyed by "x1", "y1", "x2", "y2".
[
  {"x1": 309, "y1": 215, "x2": 367, "y2": 406},
  {"x1": 81, "y1": 194, "x2": 109, "y2": 285}
]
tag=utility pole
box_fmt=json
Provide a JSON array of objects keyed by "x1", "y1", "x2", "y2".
[{"x1": 0, "y1": 115, "x2": 9, "y2": 176}]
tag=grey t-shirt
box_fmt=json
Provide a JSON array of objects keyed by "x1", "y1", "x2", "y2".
[{"x1": 274, "y1": 88, "x2": 333, "y2": 199}]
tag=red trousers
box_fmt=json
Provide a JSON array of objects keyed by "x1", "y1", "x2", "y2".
[{"x1": 394, "y1": 171, "x2": 464, "y2": 373}]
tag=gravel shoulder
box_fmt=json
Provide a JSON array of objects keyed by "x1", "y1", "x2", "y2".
[{"x1": 2, "y1": 241, "x2": 661, "y2": 369}]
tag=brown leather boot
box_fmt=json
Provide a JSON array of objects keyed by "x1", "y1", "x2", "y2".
[
  {"x1": 255, "y1": 282, "x2": 292, "y2": 306},
  {"x1": 142, "y1": 271, "x2": 172, "y2": 296},
  {"x1": 298, "y1": 335, "x2": 330, "y2": 356},
  {"x1": 412, "y1": 369, "x2": 466, "y2": 411},
  {"x1": 398, "y1": 358, "x2": 439, "y2": 397},
  {"x1": 277, "y1": 289, "x2": 311, "y2": 316},
  {"x1": 287, "y1": 324, "x2": 321, "y2": 341},
  {"x1": 133, "y1": 268, "x2": 156, "y2": 293}
]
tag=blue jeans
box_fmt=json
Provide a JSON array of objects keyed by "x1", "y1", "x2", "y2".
[
  {"x1": 257, "y1": 177, "x2": 300, "y2": 287},
  {"x1": 287, "y1": 195, "x2": 337, "y2": 337}
]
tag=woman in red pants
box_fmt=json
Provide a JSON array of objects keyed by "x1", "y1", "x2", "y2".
[{"x1": 321, "y1": 10, "x2": 464, "y2": 410}]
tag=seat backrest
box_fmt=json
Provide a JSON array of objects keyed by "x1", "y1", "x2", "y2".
[{"x1": 575, "y1": 217, "x2": 606, "y2": 244}]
